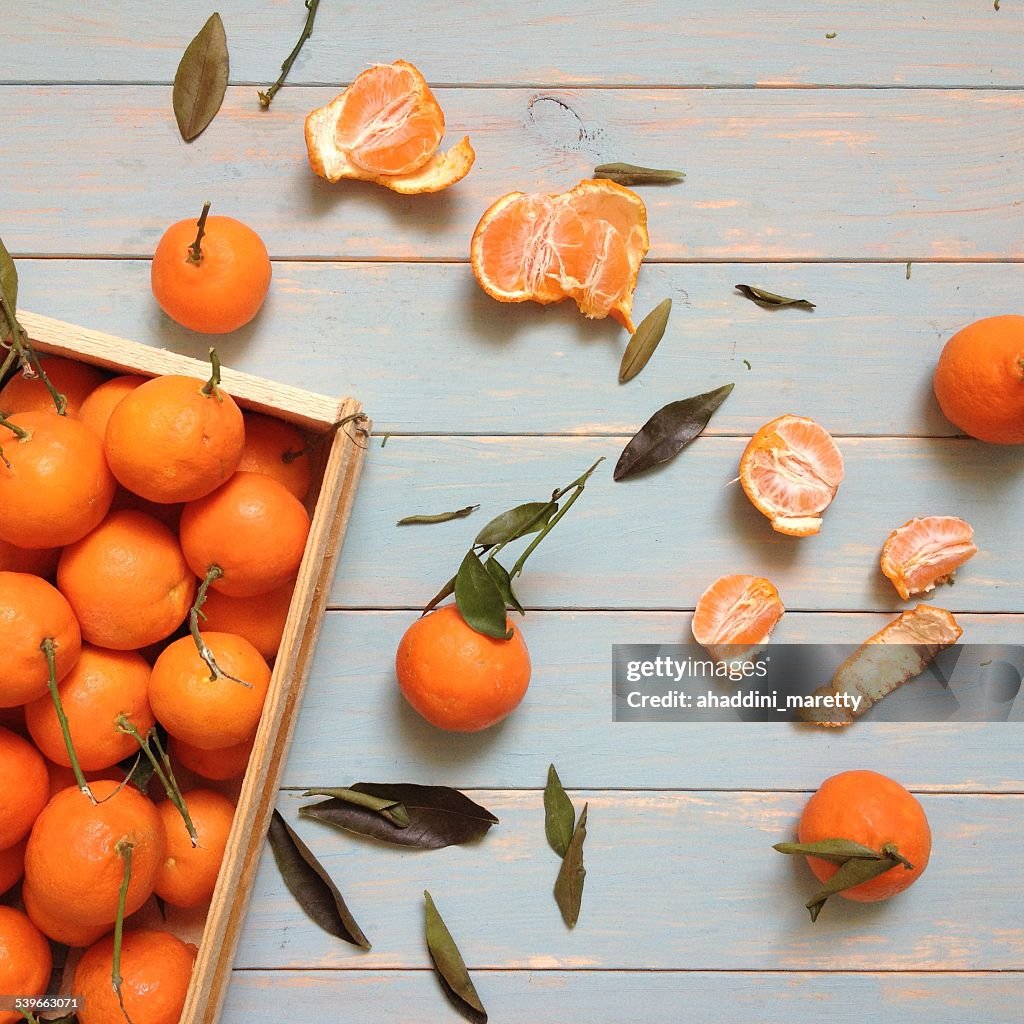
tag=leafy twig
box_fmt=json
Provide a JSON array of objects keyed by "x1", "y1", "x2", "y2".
[{"x1": 259, "y1": 0, "x2": 322, "y2": 109}]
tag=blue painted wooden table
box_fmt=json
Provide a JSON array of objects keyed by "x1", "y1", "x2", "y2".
[{"x1": 4, "y1": 3, "x2": 1023, "y2": 1020}]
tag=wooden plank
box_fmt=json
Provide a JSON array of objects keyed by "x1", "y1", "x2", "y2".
[
  {"x1": 232, "y1": 790, "x2": 1024, "y2": 969},
  {"x1": 223, "y1": 969, "x2": 1024, "y2": 1024},
  {"x1": 283, "y1": 610, "x2": 1024, "y2": 793},
  {"x1": 327, "y1": 436, "x2": 1024, "y2": 612},
  {"x1": 2, "y1": 87, "x2": 1022, "y2": 260},
  {"x1": 14, "y1": 259, "x2": 1020, "y2": 438},
  {"x1": 5, "y1": 2, "x2": 1022, "y2": 87}
]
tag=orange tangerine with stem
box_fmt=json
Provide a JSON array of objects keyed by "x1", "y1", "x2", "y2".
[
  {"x1": 691, "y1": 574, "x2": 785, "y2": 663},
  {"x1": 103, "y1": 365, "x2": 245, "y2": 504},
  {"x1": 0, "y1": 354, "x2": 108, "y2": 418},
  {"x1": 25, "y1": 644, "x2": 155, "y2": 771},
  {"x1": 0, "y1": 570, "x2": 82, "y2": 708},
  {"x1": 237, "y1": 410, "x2": 314, "y2": 500},
  {"x1": 739, "y1": 414, "x2": 844, "y2": 537},
  {"x1": 880, "y1": 516, "x2": 978, "y2": 601},
  {"x1": 57, "y1": 508, "x2": 196, "y2": 650},
  {"x1": 152, "y1": 202, "x2": 272, "y2": 334},
  {"x1": 0, "y1": 409, "x2": 117, "y2": 548},
  {"x1": 197, "y1": 580, "x2": 295, "y2": 660},
  {"x1": 0, "y1": 906, "x2": 52, "y2": 1024}
]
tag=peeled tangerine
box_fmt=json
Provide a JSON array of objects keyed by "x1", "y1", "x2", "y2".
[
  {"x1": 691, "y1": 574, "x2": 785, "y2": 663},
  {"x1": 470, "y1": 179, "x2": 650, "y2": 332},
  {"x1": 739, "y1": 415, "x2": 844, "y2": 537},
  {"x1": 880, "y1": 515, "x2": 977, "y2": 601},
  {"x1": 305, "y1": 60, "x2": 475, "y2": 193}
]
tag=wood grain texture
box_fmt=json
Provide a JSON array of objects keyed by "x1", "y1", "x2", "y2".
[
  {"x1": 231, "y1": 790, "x2": 1024, "y2": 970},
  {"x1": 223, "y1": 970, "x2": 1024, "y2": 1024},
  {"x1": 14, "y1": 259, "x2": 1022, "y2": 437},
  {"x1": 4, "y1": 1, "x2": 1021, "y2": 87},
  {"x1": 2, "y1": 87, "x2": 1022, "y2": 260},
  {"x1": 281, "y1": 610, "x2": 1024, "y2": 793},
  {"x1": 327, "y1": 436, "x2": 1024, "y2": 612}
]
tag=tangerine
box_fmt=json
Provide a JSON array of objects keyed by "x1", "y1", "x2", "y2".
[
  {"x1": 24, "y1": 779, "x2": 165, "y2": 928},
  {"x1": 179, "y1": 471, "x2": 311, "y2": 597},
  {"x1": 0, "y1": 538, "x2": 61, "y2": 578},
  {"x1": 237, "y1": 411, "x2": 313, "y2": 500},
  {"x1": 57, "y1": 509, "x2": 195, "y2": 650},
  {"x1": 0, "y1": 836, "x2": 26, "y2": 896},
  {"x1": 24, "y1": 645, "x2": 154, "y2": 771},
  {"x1": 78, "y1": 373, "x2": 147, "y2": 438},
  {"x1": 104, "y1": 373, "x2": 245, "y2": 503},
  {"x1": 149, "y1": 632, "x2": 271, "y2": 750},
  {"x1": 0, "y1": 409, "x2": 116, "y2": 548},
  {"x1": 0, "y1": 906, "x2": 52, "y2": 1024},
  {"x1": 396, "y1": 604, "x2": 531, "y2": 731},
  {"x1": 0, "y1": 571, "x2": 82, "y2": 708},
  {"x1": 197, "y1": 581, "x2": 294, "y2": 660},
  {"x1": 74, "y1": 929, "x2": 196, "y2": 1024},
  {"x1": 739, "y1": 414, "x2": 844, "y2": 537},
  {"x1": 151, "y1": 205, "x2": 272, "y2": 334},
  {"x1": 471, "y1": 179, "x2": 649, "y2": 332},
  {"x1": 0, "y1": 726, "x2": 49, "y2": 850},
  {"x1": 154, "y1": 788, "x2": 235, "y2": 907},
  {"x1": 0, "y1": 354, "x2": 108, "y2": 418},
  {"x1": 691, "y1": 574, "x2": 785, "y2": 662},
  {"x1": 880, "y1": 515, "x2": 978, "y2": 601},
  {"x1": 796, "y1": 770, "x2": 931, "y2": 903},
  {"x1": 168, "y1": 733, "x2": 254, "y2": 782},
  {"x1": 933, "y1": 314, "x2": 1024, "y2": 444},
  {"x1": 305, "y1": 60, "x2": 475, "y2": 193},
  {"x1": 21, "y1": 879, "x2": 109, "y2": 946}
]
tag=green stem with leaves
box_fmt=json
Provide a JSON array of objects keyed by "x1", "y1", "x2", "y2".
[
  {"x1": 258, "y1": 0, "x2": 321, "y2": 109},
  {"x1": 41, "y1": 638, "x2": 95, "y2": 802}
]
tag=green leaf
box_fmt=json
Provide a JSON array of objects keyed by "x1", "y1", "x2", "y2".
[
  {"x1": 619, "y1": 298, "x2": 672, "y2": 383},
  {"x1": 454, "y1": 549, "x2": 511, "y2": 640},
  {"x1": 303, "y1": 787, "x2": 410, "y2": 828},
  {"x1": 422, "y1": 575, "x2": 456, "y2": 616},
  {"x1": 474, "y1": 501, "x2": 558, "y2": 547},
  {"x1": 614, "y1": 383, "x2": 734, "y2": 481},
  {"x1": 773, "y1": 838, "x2": 884, "y2": 865},
  {"x1": 267, "y1": 809, "x2": 371, "y2": 948},
  {"x1": 0, "y1": 235, "x2": 18, "y2": 314},
  {"x1": 484, "y1": 556, "x2": 523, "y2": 614},
  {"x1": 805, "y1": 854, "x2": 907, "y2": 922},
  {"x1": 398, "y1": 504, "x2": 479, "y2": 526},
  {"x1": 735, "y1": 285, "x2": 815, "y2": 310},
  {"x1": 594, "y1": 162, "x2": 685, "y2": 186},
  {"x1": 173, "y1": 12, "x2": 230, "y2": 142},
  {"x1": 424, "y1": 890, "x2": 488, "y2": 1024},
  {"x1": 544, "y1": 764, "x2": 576, "y2": 858},
  {"x1": 300, "y1": 783, "x2": 498, "y2": 849},
  {"x1": 554, "y1": 804, "x2": 588, "y2": 928}
]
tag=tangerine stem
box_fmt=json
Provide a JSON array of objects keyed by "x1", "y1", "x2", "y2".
[
  {"x1": 201, "y1": 346, "x2": 223, "y2": 398},
  {"x1": 189, "y1": 565, "x2": 253, "y2": 689},
  {"x1": 0, "y1": 411, "x2": 29, "y2": 440},
  {"x1": 509, "y1": 457, "x2": 605, "y2": 578},
  {"x1": 113, "y1": 839, "x2": 135, "y2": 1024},
  {"x1": 116, "y1": 716, "x2": 198, "y2": 847},
  {"x1": 258, "y1": 0, "x2": 321, "y2": 109},
  {"x1": 0, "y1": 292, "x2": 67, "y2": 414},
  {"x1": 187, "y1": 201, "x2": 211, "y2": 265},
  {"x1": 41, "y1": 637, "x2": 95, "y2": 803}
]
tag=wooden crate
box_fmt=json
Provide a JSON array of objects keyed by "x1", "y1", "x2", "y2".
[{"x1": 15, "y1": 311, "x2": 369, "y2": 1024}]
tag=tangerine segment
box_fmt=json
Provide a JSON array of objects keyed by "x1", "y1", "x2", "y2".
[
  {"x1": 376, "y1": 136, "x2": 476, "y2": 194},
  {"x1": 880, "y1": 515, "x2": 978, "y2": 601},
  {"x1": 691, "y1": 574, "x2": 785, "y2": 662},
  {"x1": 470, "y1": 179, "x2": 649, "y2": 332},
  {"x1": 306, "y1": 60, "x2": 450, "y2": 182},
  {"x1": 739, "y1": 414, "x2": 844, "y2": 537}
]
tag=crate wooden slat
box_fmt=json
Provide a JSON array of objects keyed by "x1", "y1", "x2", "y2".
[{"x1": 17, "y1": 311, "x2": 369, "y2": 1024}]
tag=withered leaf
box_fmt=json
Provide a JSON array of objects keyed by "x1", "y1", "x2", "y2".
[
  {"x1": 735, "y1": 285, "x2": 815, "y2": 310},
  {"x1": 619, "y1": 298, "x2": 672, "y2": 383},
  {"x1": 594, "y1": 162, "x2": 685, "y2": 186},
  {"x1": 398, "y1": 504, "x2": 479, "y2": 526},
  {"x1": 173, "y1": 12, "x2": 229, "y2": 142},
  {"x1": 300, "y1": 782, "x2": 498, "y2": 849},
  {"x1": 544, "y1": 764, "x2": 575, "y2": 858},
  {"x1": 554, "y1": 803, "x2": 588, "y2": 928},
  {"x1": 424, "y1": 890, "x2": 488, "y2": 1024},
  {"x1": 455, "y1": 548, "x2": 511, "y2": 640},
  {"x1": 614, "y1": 383, "x2": 734, "y2": 481},
  {"x1": 267, "y1": 809, "x2": 370, "y2": 948},
  {"x1": 0, "y1": 235, "x2": 17, "y2": 314}
]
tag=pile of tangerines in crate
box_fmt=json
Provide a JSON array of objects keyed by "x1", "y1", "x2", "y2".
[{"x1": 0, "y1": 342, "x2": 314, "y2": 1023}]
